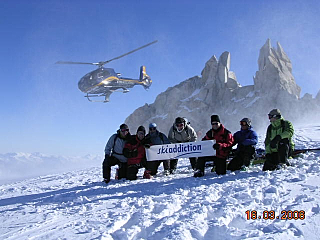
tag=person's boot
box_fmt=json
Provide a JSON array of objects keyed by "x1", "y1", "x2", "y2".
[
  {"x1": 103, "y1": 168, "x2": 111, "y2": 183},
  {"x1": 115, "y1": 167, "x2": 119, "y2": 179},
  {"x1": 143, "y1": 170, "x2": 152, "y2": 179},
  {"x1": 103, "y1": 178, "x2": 110, "y2": 184},
  {"x1": 190, "y1": 157, "x2": 197, "y2": 170},
  {"x1": 194, "y1": 170, "x2": 204, "y2": 177}
]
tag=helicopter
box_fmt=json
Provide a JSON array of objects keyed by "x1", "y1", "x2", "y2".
[{"x1": 56, "y1": 40, "x2": 157, "y2": 102}]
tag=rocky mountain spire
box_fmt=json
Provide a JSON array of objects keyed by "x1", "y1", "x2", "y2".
[
  {"x1": 254, "y1": 39, "x2": 301, "y2": 98},
  {"x1": 201, "y1": 52, "x2": 240, "y2": 90},
  {"x1": 125, "y1": 39, "x2": 319, "y2": 135}
]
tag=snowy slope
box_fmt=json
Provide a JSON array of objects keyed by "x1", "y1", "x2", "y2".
[{"x1": 0, "y1": 126, "x2": 320, "y2": 240}]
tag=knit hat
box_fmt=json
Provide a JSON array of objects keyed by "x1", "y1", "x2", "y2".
[
  {"x1": 240, "y1": 118, "x2": 252, "y2": 127},
  {"x1": 137, "y1": 125, "x2": 146, "y2": 134},
  {"x1": 211, "y1": 115, "x2": 220, "y2": 123},
  {"x1": 268, "y1": 109, "x2": 281, "y2": 118},
  {"x1": 175, "y1": 117, "x2": 184, "y2": 124},
  {"x1": 120, "y1": 123, "x2": 129, "y2": 130},
  {"x1": 149, "y1": 123, "x2": 157, "y2": 128}
]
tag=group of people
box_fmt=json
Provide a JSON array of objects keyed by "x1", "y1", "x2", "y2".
[{"x1": 102, "y1": 109, "x2": 294, "y2": 183}]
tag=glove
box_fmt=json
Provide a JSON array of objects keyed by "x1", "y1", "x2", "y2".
[
  {"x1": 144, "y1": 144, "x2": 151, "y2": 149},
  {"x1": 270, "y1": 135, "x2": 281, "y2": 148},
  {"x1": 131, "y1": 148, "x2": 138, "y2": 158},
  {"x1": 213, "y1": 143, "x2": 220, "y2": 150}
]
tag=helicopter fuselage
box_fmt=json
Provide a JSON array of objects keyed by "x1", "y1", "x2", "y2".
[
  {"x1": 56, "y1": 40, "x2": 156, "y2": 102},
  {"x1": 78, "y1": 67, "x2": 145, "y2": 94}
]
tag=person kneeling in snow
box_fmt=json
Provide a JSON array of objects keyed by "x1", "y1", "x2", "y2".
[
  {"x1": 227, "y1": 118, "x2": 258, "y2": 171},
  {"x1": 123, "y1": 126, "x2": 150, "y2": 180},
  {"x1": 102, "y1": 124, "x2": 130, "y2": 183},
  {"x1": 263, "y1": 109, "x2": 294, "y2": 171},
  {"x1": 194, "y1": 115, "x2": 234, "y2": 177}
]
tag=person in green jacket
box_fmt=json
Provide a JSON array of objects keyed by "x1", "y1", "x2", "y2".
[{"x1": 263, "y1": 109, "x2": 294, "y2": 171}]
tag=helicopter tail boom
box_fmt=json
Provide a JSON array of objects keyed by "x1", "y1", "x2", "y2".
[{"x1": 139, "y1": 66, "x2": 152, "y2": 89}]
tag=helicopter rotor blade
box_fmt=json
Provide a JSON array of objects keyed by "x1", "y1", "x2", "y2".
[
  {"x1": 101, "y1": 40, "x2": 158, "y2": 65},
  {"x1": 55, "y1": 61, "x2": 100, "y2": 66},
  {"x1": 55, "y1": 40, "x2": 157, "y2": 67}
]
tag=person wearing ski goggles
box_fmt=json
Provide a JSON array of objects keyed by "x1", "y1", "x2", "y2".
[
  {"x1": 102, "y1": 123, "x2": 131, "y2": 184},
  {"x1": 227, "y1": 118, "x2": 258, "y2": 171},
  {"x1": 263, "y1": 109, "x2": 294, "y2": 171}
]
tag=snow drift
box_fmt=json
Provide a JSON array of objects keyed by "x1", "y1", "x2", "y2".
[{"x1": 0, "y1": 125, "x2": 319, "y2": 239}]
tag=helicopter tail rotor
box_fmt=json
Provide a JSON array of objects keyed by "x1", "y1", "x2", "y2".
[{"x1": 139, "y1": 66, "x2": 152, "y2": 89}]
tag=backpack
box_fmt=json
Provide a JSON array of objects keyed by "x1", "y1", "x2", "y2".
[{"x1": 111, "y1": 134, "x2": 125, "y2": 156}]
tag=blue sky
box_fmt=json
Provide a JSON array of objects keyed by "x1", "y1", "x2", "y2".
[{"x1": 1, "y1": 0, "x2": 319, "y2": 156}]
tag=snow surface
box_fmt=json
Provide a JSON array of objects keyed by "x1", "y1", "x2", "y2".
[{"x1": 0, "y1": 125, "x2": 320, "y2": 239}]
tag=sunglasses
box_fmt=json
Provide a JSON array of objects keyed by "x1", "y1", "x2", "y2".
[
  {"x1": 149, "y1": 127, "x2": 157, "y2": 131},
  {"x1": 240, "y1": 121, "x2": 247, "y2": 126},
  {"x1": 211, "y1": 122, "x2": 219, "y2": 126},
  {"x1": 176, "y1": 123, "x2": 183, "y2": 127},
  {"x1": 120, "y1": 129, "x2": 129, "y2": 132},
  {"x1": 137, "y1": 131, "x2": 145, "y2": 135}
]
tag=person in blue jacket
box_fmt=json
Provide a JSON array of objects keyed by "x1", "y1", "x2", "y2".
[{"x1": 227, "y1": 118, "x2": 258, "y2": 171}]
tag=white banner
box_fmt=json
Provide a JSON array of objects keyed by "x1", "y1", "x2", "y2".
[{"x1": 146, "y1": 140, "x2": 216, "y2": 161}]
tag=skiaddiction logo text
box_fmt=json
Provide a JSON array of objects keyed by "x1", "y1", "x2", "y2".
[
  {"x1": 146, "y1": 140, "x2": 216, "y2": 161},
  {"x1": 157, "y1": 143, "x2": 202, "y2": 158}
]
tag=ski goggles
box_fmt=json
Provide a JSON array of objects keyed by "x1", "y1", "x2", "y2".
[
  {"x1": 175, "y1": 123, "x2": 184, "y2": 128},
  {"x1": 211, "y1": 122, "x2": 219, "y2": 126},
  {"x1": 120, "y1": 128, "x2": 129, "y2": 132},
  {"x1": 268, "y1": 114, "x2": 278, "y2": 119},
  {"x1": 149, "y1": 127, "x2": 157, "y2": 131}
]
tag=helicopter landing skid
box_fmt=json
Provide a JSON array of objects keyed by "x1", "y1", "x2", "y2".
[
  {"x1": 85, "y1": 93, "x2": 111, "y2": 103},
  {"x1": 112, "y1": 88, "x2": 129, "y2": 93}
]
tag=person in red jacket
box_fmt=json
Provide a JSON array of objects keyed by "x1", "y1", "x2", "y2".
[
  {"x1": 123, "y1": 126, "x2": 147, "y2": 180},
  {"x1": 194, "y1": 115, "x2": 234, "y2": 177}
]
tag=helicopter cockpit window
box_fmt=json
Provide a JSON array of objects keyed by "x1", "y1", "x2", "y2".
[
  {"x1": 97, "y1": 70, "x2": 110, "y2": 79},
  {"x1": 97, "y1": 72, "x2": 104, "y2": 79}
]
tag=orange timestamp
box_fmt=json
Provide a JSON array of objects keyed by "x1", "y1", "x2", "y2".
[{"x1": 245, "y1": 210, "x2": 305, "y2": 220}]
